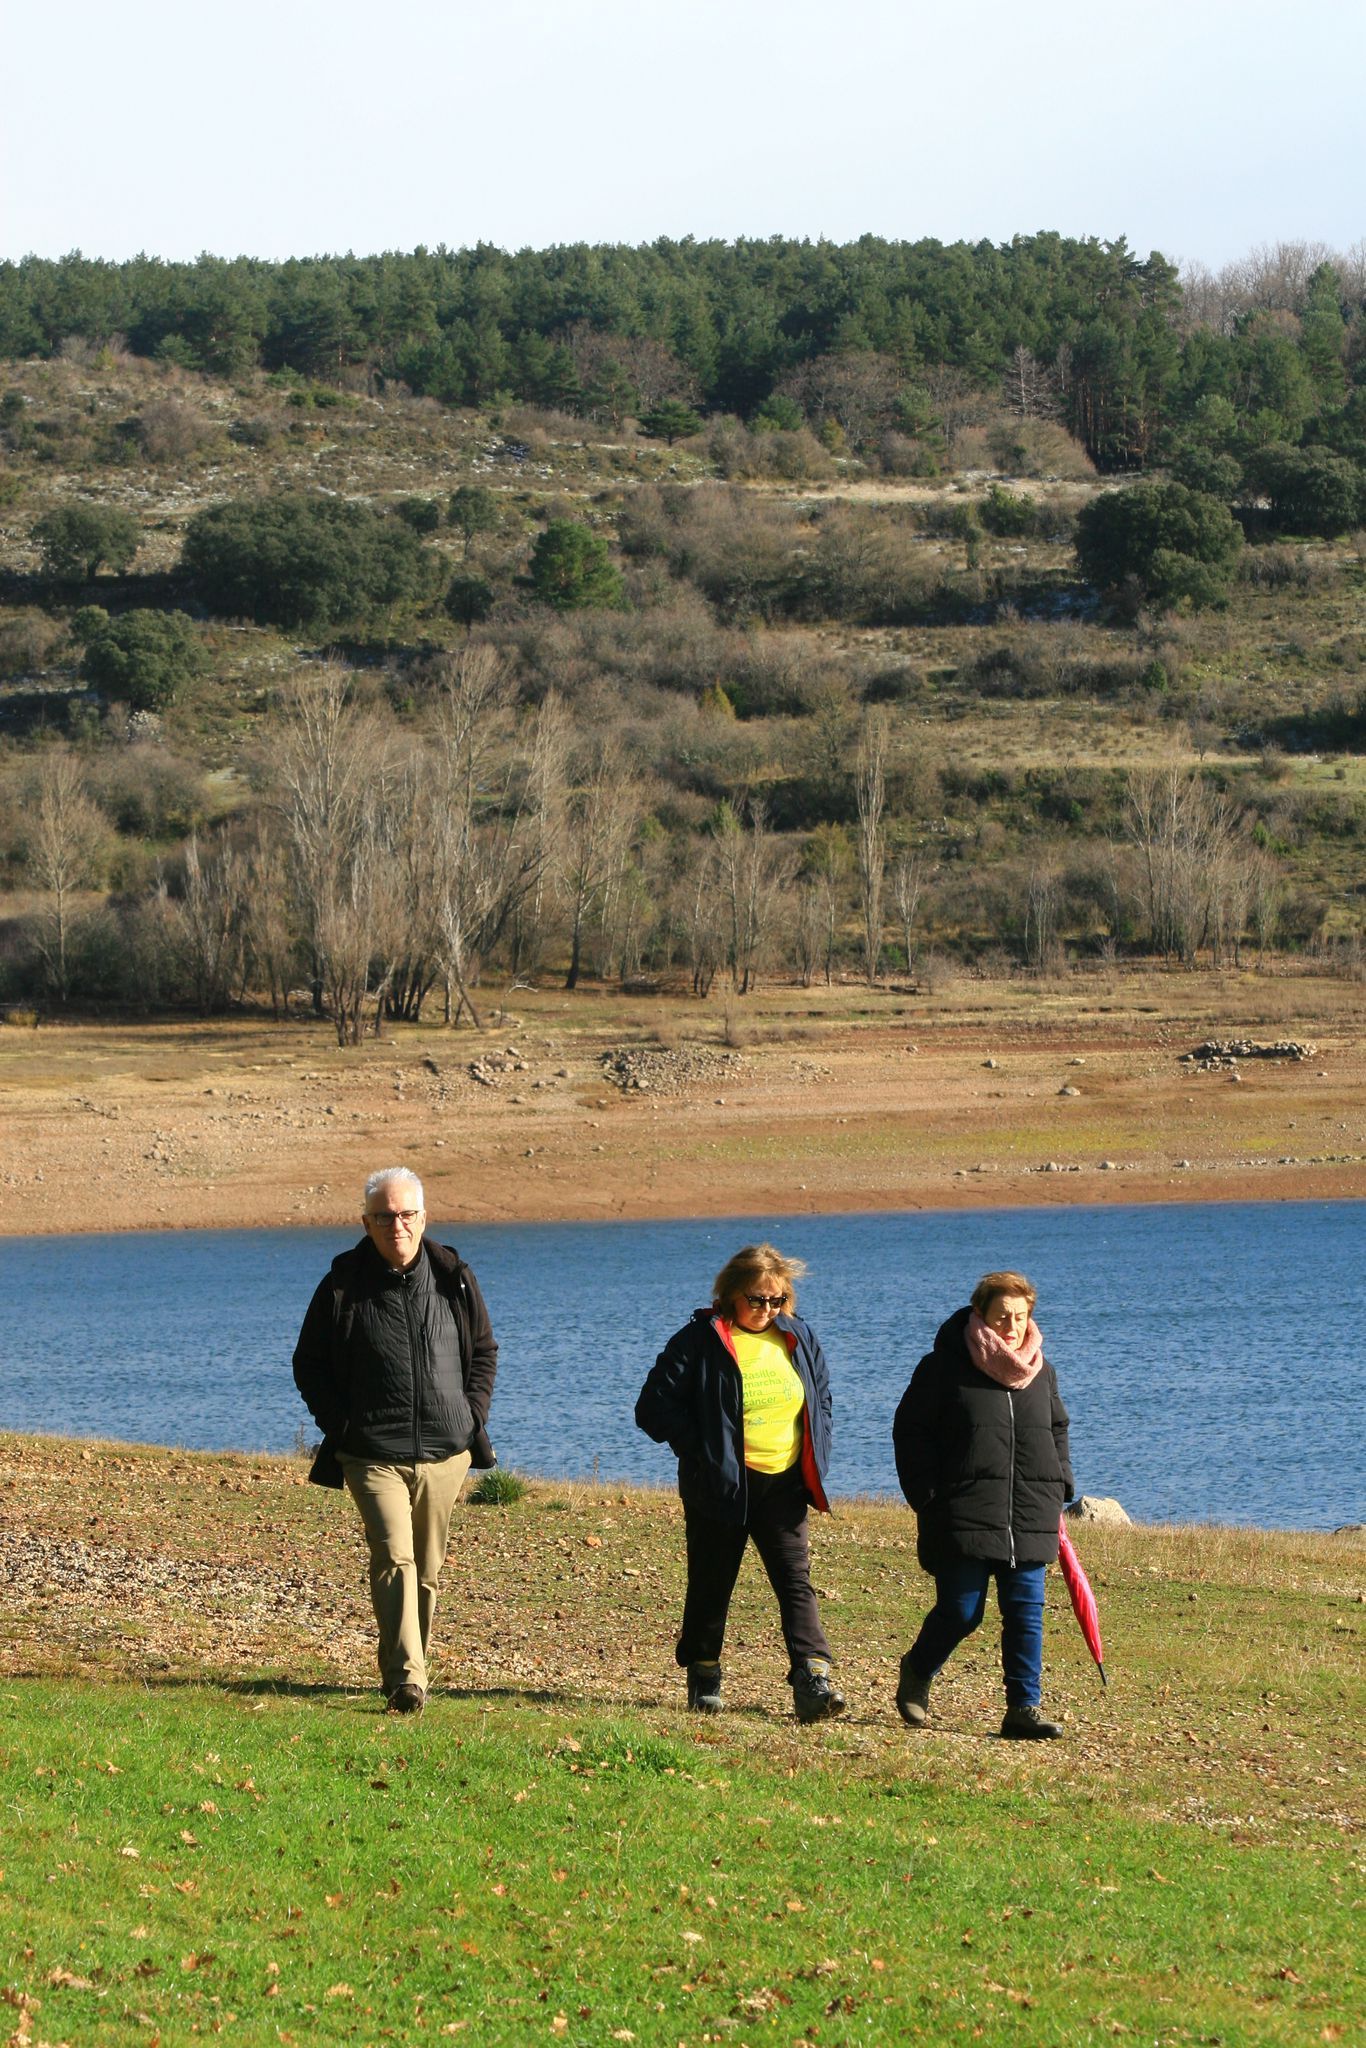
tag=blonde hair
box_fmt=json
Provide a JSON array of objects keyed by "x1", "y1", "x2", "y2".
[
  {"x1": 971, "y1": 1270, "x2": 1037, "y2": 1317},
  {"x1": 712, "y1": 1242, "x2": 806, "y2": 1315}
]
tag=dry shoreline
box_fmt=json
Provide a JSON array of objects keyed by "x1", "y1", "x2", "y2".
[{"x1": 2, "y1": 972, "x2": 1363, "y2": 1237}]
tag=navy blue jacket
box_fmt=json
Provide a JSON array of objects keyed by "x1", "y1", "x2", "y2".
[
  {"x1": 635, "y1": 1308, "x2": 832, "y2": 1525},
  {"x1": 893, "y1": 1306, "x2": 1072, "y2": 1573}
]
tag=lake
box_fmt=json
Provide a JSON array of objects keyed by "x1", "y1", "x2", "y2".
[{"x1": 4, "y1": 1203, "x2": 1362, "y2": 1531}]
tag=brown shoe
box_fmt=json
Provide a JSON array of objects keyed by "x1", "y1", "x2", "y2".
[{"x1": 386, "y1": 1683, "x2": 426, "y2": 1716}]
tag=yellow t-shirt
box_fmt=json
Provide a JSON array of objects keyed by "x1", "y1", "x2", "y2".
[{"x1": 730, "y1": 1324, "x2": 805, "y2": 1473}]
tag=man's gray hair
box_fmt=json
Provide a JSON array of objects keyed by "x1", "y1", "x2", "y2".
[{"x1": 363, "y1": 1166, "x2": 425, "y2": 1210}]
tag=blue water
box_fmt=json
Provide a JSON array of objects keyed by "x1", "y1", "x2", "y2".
[{"x1": 4, "y1": 1204, "x2": 1362, "y2": 1530}]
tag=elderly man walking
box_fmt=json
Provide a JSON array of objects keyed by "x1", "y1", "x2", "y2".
[{"x1": 293, "y1": 1167, "x2": 498, "y2": 1714}]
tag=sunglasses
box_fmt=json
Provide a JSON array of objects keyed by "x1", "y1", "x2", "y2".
[
  {"x1": 744, "y1": 1293, "x2": 787, "y2": 1310},
  {"x1": 368, "y1": 1209, "x2": 421, "y2": 1226}
]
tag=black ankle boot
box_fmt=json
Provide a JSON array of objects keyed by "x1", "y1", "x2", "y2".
[{"x1": 686, "y1": 1661, "x2": 723, "y2": 1713}]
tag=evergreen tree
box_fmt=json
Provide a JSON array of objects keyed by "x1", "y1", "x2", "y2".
[
  {"x1": 33, "y1": 504, "x2": 140, "y2": 582},
  {"x1": 528, "y1": 520, "x2": 624, "y2": 610}
]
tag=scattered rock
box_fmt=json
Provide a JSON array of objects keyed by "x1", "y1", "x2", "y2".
[
  {"x1": 1182, "y1": 1039, "x2": 1316, "y2": 1069},
  {"x1": 1058, "y1": 1085, "x2": 1081, "y2": 1097},
  {"x1": 599, "y1": 1045, "x2": 746, "y2": 1094},
  {"x1": 1067, "y1": 1496, "x2": 1132, "y2": 1525},
  {"x1": 469, "y1": 1049, "x2": 529, "y2": 1087}
]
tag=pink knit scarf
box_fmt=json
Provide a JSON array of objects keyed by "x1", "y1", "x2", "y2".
[{"x1": 965, "y1": 1309, "x2": 1045, "y2": 1388}]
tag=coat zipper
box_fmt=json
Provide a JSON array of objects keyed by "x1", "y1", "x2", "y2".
[
  {"x1": 1006, "y1": 1389, "x2": 1017, "y2": 1568},
  {"x1": 402, "y1": 1274, "x2": 424, "y2": 1463}
]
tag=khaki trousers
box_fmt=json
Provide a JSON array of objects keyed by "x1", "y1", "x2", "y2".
[{"x1": 339, "y1": 1451, "x2": 472, "y2": 1695}]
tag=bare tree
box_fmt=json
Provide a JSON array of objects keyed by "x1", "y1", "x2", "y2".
[
  {"x1": 427, "y1": 645, "x2": 546, "y2": 1025},
  {"x1": 889, "y1": 845, "x2": 928, "y2": 979},
  {"x1": 1249, "y1": 851, "x2": 1283, "y2": 965},
  {"x1": 508, "y1": 691, "x2": 570, "y2": 978},
  {"x1": 1005, "y1": 346, "x2": 1059, "y2": 420},
  {"x1": 239, "y1": 815, "x2": 297, "y2": 1018},
  {"x1": 273, "y1": 665, "x2": 393, "y2": 1044},
  {"x1": 1024, "y1": 864, "x2": 1063, "y2": 972},
  {"x1": 176, "y1": 832, "x2": 247, "y2": 1012},
  {"x1": 668, "y1": 840, "x2": 724, "y2": 997},
  {"x1": 560, "y1": 737, "x2": 640, "y2": 991},
  {"x1": 714, "y1": 795, "x2": 790, "y2": 994},
  {"x1": 26, "y1": 750, "x2": 108, "y2": 1003},
  {"x1": 800, "y1": 823, "x2": 852, "y2": 985},
  {"x1": 1123, "y1": 766, "x2": 1252, "y2": 966},
  {"x1": 383, "y1": 746, "x2": 447, "y2": 1023},
  {"x1": 790, "y1": 874, "x2": 825, "y2": 988},
  {"x1": 854, "y1": 711, "x2": 887, "y2": 984}
]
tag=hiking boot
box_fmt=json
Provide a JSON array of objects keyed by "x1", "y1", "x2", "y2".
[
  {"x1": 792, "y1": 1658, "x2": 845, "y2": 1724},
  {"x1": 895, "y1": 1653, "x2": 932, "y2": 1728},
  {"x1": 386, "y1": 1682, "x2": 426, "y2": 1716},
  {"x1": 1000, "y1": 1702, "x2": 1062, "y2": 1740},
  {"x1": 686, "y1": 1662, "x2": 723, "y2": 1714}
]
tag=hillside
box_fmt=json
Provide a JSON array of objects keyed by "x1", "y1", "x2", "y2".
[{"x1": 0, "y1": 309, "x2": 1363, "y2": 1024}]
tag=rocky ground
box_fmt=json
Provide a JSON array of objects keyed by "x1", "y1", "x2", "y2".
[{"x1": 0, "y1": 970, "x2": 1363, "y2": 1237}]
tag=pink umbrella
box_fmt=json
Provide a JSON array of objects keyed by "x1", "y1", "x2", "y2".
[{"x1": 1057, "y1": 1516, "x2": 1107, "y2": 1686}]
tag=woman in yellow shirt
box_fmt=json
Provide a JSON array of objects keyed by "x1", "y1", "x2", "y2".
[{"x1": 635, "y1": 1242, "x2": 843, "y2": 1723}]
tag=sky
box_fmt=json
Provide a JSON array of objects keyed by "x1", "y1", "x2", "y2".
[{"x1": 4, "y1": 0, "x2": 1363, "y2": 272}]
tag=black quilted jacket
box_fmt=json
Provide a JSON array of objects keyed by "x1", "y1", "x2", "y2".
[
  {"x1": 293, "y1": 1236, "x2": 497, "y2": 1467},
  {"x1": 892, "y1": 1306, "x2": 1073, "y2": 1572}
]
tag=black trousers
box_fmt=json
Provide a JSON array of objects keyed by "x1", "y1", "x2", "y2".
[{"x1": 675, "y1": 1464, "x2": 831, "y2": 1678}]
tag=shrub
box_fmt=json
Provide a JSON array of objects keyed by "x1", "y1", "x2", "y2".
[
  {"x1": 0, "y1": 610, "x2": 67, "y2": 678},
  {"x1": 1248, "y1": 443, "x2": 1365, "y2": 538},
  {"x1": 705, "y1": 417, "x2": 834, "y2": 483},
  {"x1": 131, "y1": 398, "x2": 208, "y2": 465},
  {"x1": 444, "y1": 572, "x2": 496, "y2": 629},
  {"x1": 76, "y1": 607, "x2": 206, "y2": 711},
  {"x1": 979, "y1": 484, "x2": 1036, "y2": 537},
  {"x1": 468, "y1": 1467, "x2": 527, "y2": 1505},
  {"x1": 751, "y1": 393, "x2": 805, "y2": 433},
  {"x1": 87, "y1": 744, "x2": 209, "y2": 840},
  {"x1": 914, "y1": 498, "x2": 982, "y2": 541},
  {"x1": 448, "y1": 484, "x2": 499, "y2": 553},
  {"x1": 876, "y1": 431, "x2": 940, "y2": 477},
  {"x1": 228, "y1": 415, "x2": 277, "y2": 450},
  {"x1": 392, "y1": 495, "x2": 442, "y2": 534},
  {"x1": 33, "y1": 503, "x2": 140, "y2": 582},
  {"x1": 1169, "y1": 445, "x2": 1243, "y2": 500},
  {"x1": 182, "y1": 493, "x2": 443, "y2": 629},
  {"x1": 1074, "y1": 483, "x2": 1242, "y2": 609},
  {"x1": 1237, "y1": 545, "x2": 1334, "y2": 591}
]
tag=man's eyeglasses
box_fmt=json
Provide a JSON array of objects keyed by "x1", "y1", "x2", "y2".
[
  {"x1": 744, "y1": 1293, "x2": 786, "y2": 1310},
  {"x1": 369, "y1": 1209, "x2": 421, "y2": 1226}
]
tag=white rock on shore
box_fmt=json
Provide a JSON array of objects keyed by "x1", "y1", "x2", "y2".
[{"x1": 1067, "y1": 1495, "x2": 1132, "y2": 1524}]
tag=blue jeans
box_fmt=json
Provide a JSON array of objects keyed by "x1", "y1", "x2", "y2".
[{"x1": 908, "y1": 1557, "x2": 1046, "y2": 1708}]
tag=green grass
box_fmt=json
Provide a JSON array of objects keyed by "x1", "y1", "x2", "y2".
[
  {"x1": 1, "y1": 1682, "x2": 1356, "y2": 2047},
  {"x1": 1, "y1": 1434, "x2": 1361, "y2": 2044}
]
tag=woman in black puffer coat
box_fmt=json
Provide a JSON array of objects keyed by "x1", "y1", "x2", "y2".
[{"x1": 892, "y1": 1269, "x2": 1074, "y2": 1740}]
